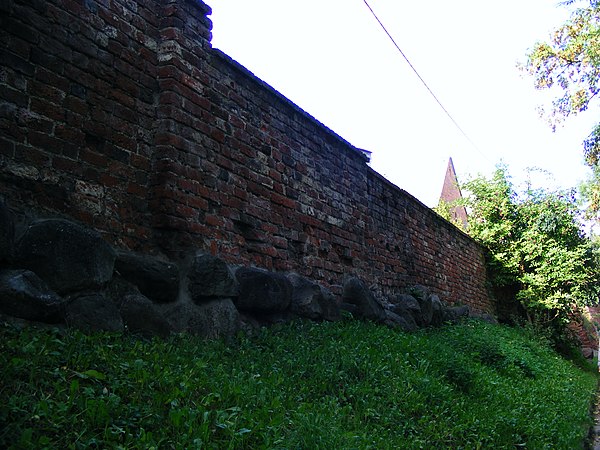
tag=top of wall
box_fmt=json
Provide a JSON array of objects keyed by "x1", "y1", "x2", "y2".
[{"x1": 209, "y1": 48, "x2": 370, "y2": 163}]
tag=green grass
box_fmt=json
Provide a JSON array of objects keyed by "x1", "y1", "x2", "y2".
[{"x1": 0, "y1": 318, "x2": 597, "y2": 449}]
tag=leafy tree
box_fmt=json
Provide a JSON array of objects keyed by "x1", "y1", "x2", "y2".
[
  {"x1": 523, "y1": 0, "x2": 600, "y2": 220},
  {"x1": 457, "y1": 166, "x2": 599, "y2": 331},
  {"x1": 579, "y1": 164, "x2": 600, "y2": 222},
  {"x1": 523, "y1": 0, "x2": 600, "y2": 164},
  {"x1": 434, "y1": 199, "x2": 468, "y2": 231}
]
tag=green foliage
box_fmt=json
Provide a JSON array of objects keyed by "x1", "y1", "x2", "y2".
[
  {"x1": 0, "y1": 319, "x2": 597, "y2": 449},
  {"x1": 580, "y1": 164, "x2": 600, "y2": 222},
  {"x1": 523, "y1": 0, "x2": 600, "y2": 218},
  {"x1": 461, "y1": 166, "x2": 599, "y2": 329},
  {"x1": 461, "y1": 166, "x2": 521, "y2": 287},
  {"x1": 523, "y1": 1, "x2": 600, "y2": 141},
  {"x1": 433, "y1": 200, "x2": 468, "y2": 231}
]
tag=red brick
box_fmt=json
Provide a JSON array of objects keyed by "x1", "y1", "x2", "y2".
[
  {"x1": 126, "y1": 182, "x2": 146, "y2": 196},
  {"x1": 205, "y1": 214, "x2": 226, "y2": 227},
  {"x1": 52, "y1": 155, "x2": 81, "y2": 173},
  {"x1": 100, "y1": 173, "x2": 121, "y2": 187},
  {"x1": 29, "y1": 98, "x2": 65, "y2": 121},
  {"x1": 0, "y1": 0, "x2": 495, "y2": 314},
  {"x1": 80, "y1": 148, "x2": 108, "y2": 166},
  {"x1": 16, "y1": 144, "x2": 50, "y2": 165}
]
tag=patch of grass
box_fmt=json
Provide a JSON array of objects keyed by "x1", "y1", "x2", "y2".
[{"x1": 0, "y1": 318, "x2": 596, "y2": 449}]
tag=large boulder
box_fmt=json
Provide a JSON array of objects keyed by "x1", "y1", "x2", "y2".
[
  {"x1": 0, "y1": 269, "x2": 65, "y2": 323},
  {"x1": 286, "y1": 272, "x2": 340, "y2": 321},
  {"x1": 415, "y1": 294, "x2": 433, "y2": 327},
  {"x1": 409, "y1": 285, "x2": 430, "y2": 300},
  {"x1": 164, "y1": 299, "x2": 240, "y2": 339},
  {"x1": 105, "y1": 277, "x2": 171, "y2": 337},
  {"x1": 238, "y1": 312, "x2": 262, "y2": 334},
  {"x1": 470, "y1": 312, "x2": 498, "y2": 324},
  {"x1": 0, "y1": 202, "x2": 15, "y2": 264},
  {"x1": 388, "y1": 293, "x2": 421, "y2": 318},
  {"x1": 105, "y1": 275, "x2": 141, "y2": 300},
  {"x1": 247, "y1": 310, "x2": 300, "y2": 326},
  {"x1": 114, "y1": 250, "x2": 179, "y2": 303},
  {"x1": 391, "y1": 289, "x2": 452, "y2": 328},
  {"x1": 383, "y1": 310, "x2": 419, "y2": 332},
  {"x1": 119, "y1": 294, "x2": 172, "y2": 337},
  {"x1": 234, "y1": 267, "x2": 292, "y2": 313},
  {"x1": 342, "y1": 277, "x2": 386, "y2": 322},
  {"x1": 188, "y1": 254, "x2": 238, "y2": 303},
  {"x1": 443, "y1": 305, "x2": 470, "y2": 323},
  {"x1": 15, "y1": 219, "x2": 115, "y2": 294},
  {"x1": 64, "y1": 292, "x2": 124, "y2": 332},
  {"x1": 429, "y1": 294, "x2": 445, "y2": 327}
]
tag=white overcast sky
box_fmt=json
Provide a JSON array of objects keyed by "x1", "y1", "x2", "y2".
[{"x1": 210, "y1": 0, "x2": 598, "y2": 207}]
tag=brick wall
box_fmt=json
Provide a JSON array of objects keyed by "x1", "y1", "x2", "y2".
[{"x1": 0, "y1": 0, "x2": 495, "y2": 313}]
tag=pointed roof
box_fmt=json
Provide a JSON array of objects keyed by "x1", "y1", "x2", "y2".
[{"x1": 439, "y1": 157, "x2": 468, "y2": 229}]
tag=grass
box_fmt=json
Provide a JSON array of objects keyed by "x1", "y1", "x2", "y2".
[{"x1": 0, "y1": 317, "x2": 597, "y2": 449}]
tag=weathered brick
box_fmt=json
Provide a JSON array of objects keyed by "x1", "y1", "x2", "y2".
[{"x1": 0, "y1": 0, "x2": 495, "y2": 314}]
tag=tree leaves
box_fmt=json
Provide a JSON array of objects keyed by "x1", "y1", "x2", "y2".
[
  {"x1": 461, "y1": 167, "x2": 599, "y2": 326},
  {"x1": 523, "y1": 0, "x2": 600, "y2": 158}
]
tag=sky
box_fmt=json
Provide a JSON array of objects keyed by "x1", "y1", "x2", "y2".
[{"x1": 209, "y1": 0, "x2": 598, "y2": 207}]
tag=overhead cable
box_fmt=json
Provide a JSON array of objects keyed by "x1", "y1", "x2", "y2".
[{"x1": 362, "y1": 0, "x2": 490, "y2": 162}]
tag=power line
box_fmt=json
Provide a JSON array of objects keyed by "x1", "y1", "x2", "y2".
[{"x1": 362, "y1": 0, "x2": 490, "y2": 162}]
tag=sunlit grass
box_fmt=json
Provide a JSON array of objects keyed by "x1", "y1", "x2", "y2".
[{"x1": 1, "y1": 318, "x2": 597, "y2": 449}]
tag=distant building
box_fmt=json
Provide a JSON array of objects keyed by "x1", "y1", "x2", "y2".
[{"x1": 439, "y1": 157, "x2": 468, "y2": 229}]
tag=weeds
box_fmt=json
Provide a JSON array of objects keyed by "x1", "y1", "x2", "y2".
[{"x1": 0, "y1": 319, "x2": 596, "y2": 448}]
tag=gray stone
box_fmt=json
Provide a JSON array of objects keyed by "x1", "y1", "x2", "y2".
[
  {"x1": 318, "y1": 286, "x2": 342, "y2": 321},
  {"x1": 105, "y1": 276, "x2": 141, "y2": 300},
  {"x1": 238, "y1": 312, "x2": 262, "y2": 334},
  {"x1": 342, "y1": 277, "x2": 386, "y2": 321},
  {"x1": 430, "y1": 294, "x2": 445, "y2": 327},
  {"x1": 393, "y1": 288, "x2": 443, "y2": 327},
  {"x1": 164, "y1": 299, "x2": 240, "y2": 339},
  {"x1": 253, "y1": 311, "x2": 299, "y2": 326},
  {"x1": 389, "y1": 293, "x2": 421, "y2": 317},
  {"x1": 105, "y1": 277, "x2": 171, "y2": 337},
  {"x1": 0, "y1": 202, "x2": 15, "y2": 264},
  {"x1": 188, "y1": 254, "x2": 238, "y2": 303},
  {"x1": 0, "y1": 311, "x2": 67, "y2": 333},
  {"x1": 64, "y1": 292, "x2": 124, "y2": 332},
  {"x1": 471, "y1": 312, "x2": 498, "y2": 324},
  {"x1": 0, "y1": 269, "x2": 65, "y2": 323},
  {"x1": 390, "y1": 307, "x2": 419, "y2": 331},
  {"x1": 15, "y1": 219, "x2": 115, "y2": 294},
  {"x1": 234, "y1": 267, "x2": 292, "y2": 312},
  {"x1": 416, "y1": 293, "x2": 433, "y2": 327},
  {"x1": 287, "y1": 272, "x2": 341, "y2": 321},
  {"x1": 383, "y1": 310, "x2": 419, "y2": 332},
  {"x1": 119, "y1": 294, "x2": 172, "y2": 337},
  {"x1": 114, "y1": 250, "x2": 179, "y2": 303},
  {"x1": 341, "y1": 302, "x2": 359, "y2": 316},
  {"x1": 408, "y1": 284, "x2": 430, "y2": 300},
  {"x1": 443, "y1": 305, "x2": 470, "y2": 323}
]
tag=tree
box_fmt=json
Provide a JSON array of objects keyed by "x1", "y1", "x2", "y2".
[
  {"x1": 523, "y1": 0, "x2": 600, "y2": 165},
  {"x1": 458, "y1": 166, "x2": 599, "y2": 332},
  {"x1": 523, "y1": 0, "x2": 600, "y2": 223},
  {"x1": 579, "y1": 164, "x2": 600, "y2": 223}
]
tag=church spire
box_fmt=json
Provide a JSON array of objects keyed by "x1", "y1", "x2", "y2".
[{"x1": 439, "y1": 157, "x2": 468, "y2": 229}]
